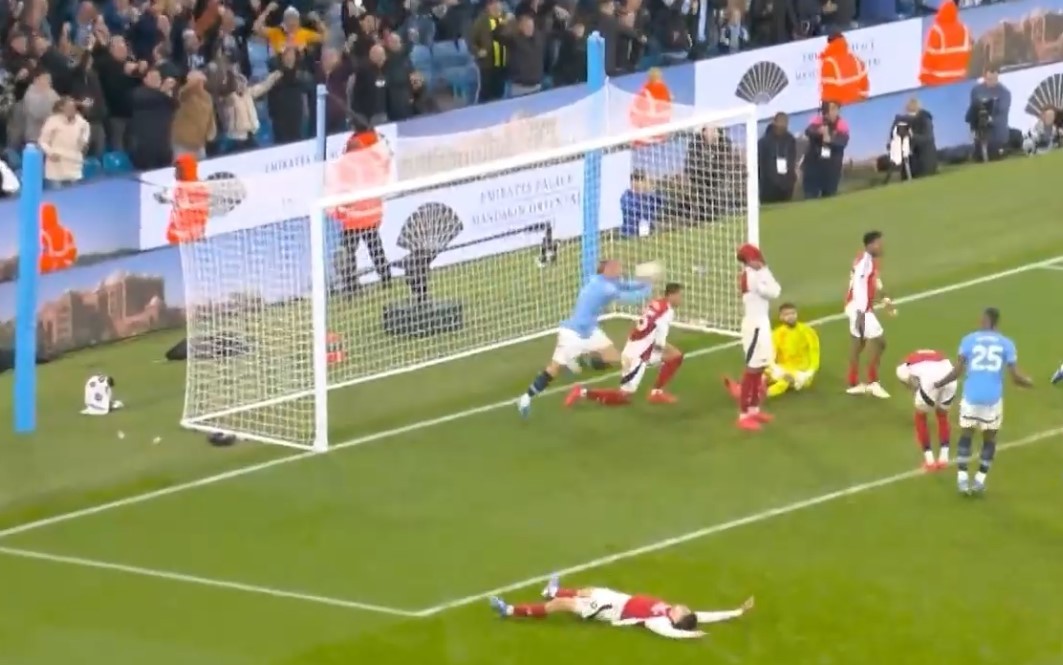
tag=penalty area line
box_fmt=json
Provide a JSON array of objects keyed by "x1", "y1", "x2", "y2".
[
  {"x1": 0, "y1": 254, "x2": 1059, "y2": 544},
  {"x1": 412, "y1": 425, "x2": 1063, "y2": 617},
  {"x1": 0, "y1": 546, "x2": 421, "y2": 617}
]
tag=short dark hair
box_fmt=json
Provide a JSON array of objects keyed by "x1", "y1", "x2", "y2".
[
  {"x1": 631, "y1": 169, "x2": 647, "y2": 182},
  {"x1": 863, "y1": 231, "x2": 882, "y2": 246},
  {"x1": 665, "y1": 282, "x2": 682, "y2": 295},
  {"x1": 778, "y1": 302, "x2": 796, "y2": 312},
  {"x1": 985, "y1": 307, "x2": 1000, "y2": 327},
  {"x1": 673, "y1": 613, "x2": 698, "y2": 631}
]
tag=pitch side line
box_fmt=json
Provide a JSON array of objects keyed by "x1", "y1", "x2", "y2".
[
  {"x1": 412, "y1": 426, "x2": 1063, "y2": 617},
  {"x1": 0, "y1": 546, "x2": 420, "y2": 617},
  {"x1": 1036, "y1": 263, "x2": 1063, "y2": 272},
  {"x1": 0, "y1": 255, "x2": 1059, "y2": 543}
]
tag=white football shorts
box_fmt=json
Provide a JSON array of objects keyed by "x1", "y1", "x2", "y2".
[
  {"x1": 958, "y1": 399, "x2": 1003, "y2": 431},
  {"x1": 552, "y1": 327, "x2": 613, "y2": 367},
  {"x1": 741, "y1": 320, "x2": 773, "y2": 369},
  {"x1": 573, "y1": 588, "x2": 630, "y2": 623},
  {"x1": 908, "y1": 360, "x2": 957, "y2": 413},
  {"x1": 619, "y1": 339, "x2": 663, "y2": 394},
  {"x1": 845, "y1": 304, "x2": 884, "y2": 340}
]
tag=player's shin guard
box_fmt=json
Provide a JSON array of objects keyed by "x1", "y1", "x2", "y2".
[
  {"x1": 653, "y1": 353, "x2": 683, "y2": 391},
  {"x1": 976, "y1": 440, "x2": 997, "y2": 486},
  {"x1": 526, "y1": 370, "x2": 553, "y2": 398},
  {"x1": 511, "y1": 603, "x2": 548, "y2": 618}
]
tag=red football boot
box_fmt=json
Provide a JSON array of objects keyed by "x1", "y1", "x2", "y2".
[
  {"x1": 647, "y1": 390, "x2": 678, "y2": 404},
  {"x1": 737, "y1": 414, "x2": 761, "y2": 431},
  {"x1": 564, "y1": 385, "x2": 584, "y2": 407},
  {"x1": 751, "y1": 410, "x2": 774, "y2": 424}
]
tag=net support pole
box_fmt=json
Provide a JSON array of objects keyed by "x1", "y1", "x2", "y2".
[
  {"x1": 743, "y1": 111, "x2": 760, "y2": 245},
  {"x1": 309, "y1": 83, "x2": 329, "y2": 452},
  {"x1": 580, "y1": 32, "x2": 605, "y2": 285},
  {"x1": 14, "y1": 145, "x2": 43, "y2": 434}
]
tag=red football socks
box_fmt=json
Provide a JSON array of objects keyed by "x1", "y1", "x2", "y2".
[
  {"x1": 914, "y1": 412, "x2": 931, "y2": 450},
  {"x1": 653, "y1": 354, "x2": 683, "y2": 390},
  {"x1": 936, "y1": 411, "x2": 951, "y2": 445},
  {"x1": 740, "y1": 369, "x2": 763, "y2": 412},
  {"x1": 847, "y1": 362, "x2": 859, "y2": 387},
  {"x1": 554, "y1": 588, "x2": 578, "y2": 598},
  {"x1": 586, "y1": 388, "x2": 630, "y2": 406},
  {"x1": 867, "y1": 360, "x2": 879, "y2": 384},
  {"x1": 512, "y1": 603, "x2": 547, "y2": 617}
]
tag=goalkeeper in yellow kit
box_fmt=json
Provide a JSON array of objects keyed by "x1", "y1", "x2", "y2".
[{"x1": 725, "y1": 303, "x2": 819, "y2": 400}]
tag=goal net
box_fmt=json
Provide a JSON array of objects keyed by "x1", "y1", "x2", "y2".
[{"x1": 176, "y1": 89, "x2": 758, "y2": 451}]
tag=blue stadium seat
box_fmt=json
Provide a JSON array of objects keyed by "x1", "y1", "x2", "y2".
[
  {"x1": 255, "y1": 123, "x2": 274, "y2": 146},
  {"x1": 102, "y1": 151, "x2": 132, "y2": 174},
  {"x1": 437, "y1": 64, "x2": 480, "y2": 105},
  {"x1": 411, "y1": 44, "x2": 433, "y2": 76},
  {"x1": 82, "y1": 156, "x2": 102, "y2": 180},
  {"x1": 431, "y1": 39, "x2": 471, "y2": 70},
  {"x1": 409, "y1": 14, "x2": 436, "y2": 45}
]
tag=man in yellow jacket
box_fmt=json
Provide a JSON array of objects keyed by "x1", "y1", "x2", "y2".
[{"x1": 725, "y1": 303, "x2": 819, "y2": 400}]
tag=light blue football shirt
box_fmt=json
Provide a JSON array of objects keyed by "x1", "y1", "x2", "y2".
[{"x1": 958, "y1": 330, "x2": 1017, "y2": 406}]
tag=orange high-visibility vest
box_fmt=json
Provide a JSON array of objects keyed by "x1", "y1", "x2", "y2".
[
  {"x1": 328, "y1": 131, "x2": 391, "y2": 231},
  {"x1": 820, "y1": 43, "x2": 869, "y2": 106},
  {"x1": 166, "y1": 181, "x2": 210, "y2": 245},
  {"x1": 629, "y1": 80, "x2": 672, "y2": 146},
  {"x1": 919, "y1": 1, "x2": 971, "y2": 86},
  {"x1": 38, "y1": 203, "x2": 77, "y2": 273}
]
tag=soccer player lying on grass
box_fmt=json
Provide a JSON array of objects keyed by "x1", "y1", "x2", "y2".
[
  {"x1": 517, "y1": 259, "x2": 652, "y2": 417},
  {"x1": 565, "y1": 282, "x2": 685, "y2": 406},
  {"x1": 724, "y1": 302, "x2": 819, "y2": 402},
  {"x1": 490, "y1": 575, "x2": 754, "y2": 640},
  {"x1": 894, "y1": 349, "x2": 957, "y2": 471}
]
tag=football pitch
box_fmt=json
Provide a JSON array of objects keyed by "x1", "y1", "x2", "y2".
[{"x1": 3, "y1": 155, "x2": 1063, "y2": 664}]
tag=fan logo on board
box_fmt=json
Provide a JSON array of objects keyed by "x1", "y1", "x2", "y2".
[
  {"x1": 1024, "y1": 73, "x2": 1063, "y2": 118},
  {"x1": 735, "y1": 61, "x2": 790, "y2": 104}
]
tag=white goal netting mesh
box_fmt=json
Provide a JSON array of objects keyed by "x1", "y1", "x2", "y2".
[{"x1": 176, "y1": 87, "x2": 756, "y2": 450}]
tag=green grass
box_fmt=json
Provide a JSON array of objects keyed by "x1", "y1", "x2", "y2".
[{"x1": 3, "y1": 154, "x2": 1063, "y2": 664}]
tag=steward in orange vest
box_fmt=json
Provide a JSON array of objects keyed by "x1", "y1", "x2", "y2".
[
  {"x1": 919, "y1": 0, "x2": 971, "y2": 87},
  {"x1": 328, "y1": 125, "x2": 393, "y2": 294},
  {"x1": 629, "y1": 68, "x2": 672, "y2": 147},
  {"x1": 39, "y1": 202, "x2": 77, "y2": 273},
  {"x1": 165, "y1": 153, "x2": 210, "y2": 245},
  {"x1": 819, "y1": 34, "x2": 868, "y2": 107}
]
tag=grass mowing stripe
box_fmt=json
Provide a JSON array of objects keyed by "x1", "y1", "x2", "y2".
[
  {"x1": 0, "y1": 254, "x2": 1060, "y2": 543},
  {"x1": 0, "y1": 545, "x2": 421, "y2": 617},
  {"x1": 413, "y1": 425, "x2": 1063, "y2": 617}
]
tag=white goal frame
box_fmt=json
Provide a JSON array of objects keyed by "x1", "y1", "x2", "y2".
[{"x1": 181, "y1": 101, "x2": 759, "y2": 452}]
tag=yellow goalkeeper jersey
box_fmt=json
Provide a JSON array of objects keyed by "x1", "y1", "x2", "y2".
[{"x1": 772, "y1": 322, "x2": 820, "y2": 372}]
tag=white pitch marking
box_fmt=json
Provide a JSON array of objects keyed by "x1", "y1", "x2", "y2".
[
  {"x1": 0, "y1": 255, "x2": 1058, "y2": 545},
  {"x1": 412, "y1": 426, "x2": 1063, "y2": 617},
  {"x1": 0, "y1": 546, "x2": 420, "y2": 617},
  {"x1": 1035, "y1": 263, "x2": 1063, "y2": 272}
]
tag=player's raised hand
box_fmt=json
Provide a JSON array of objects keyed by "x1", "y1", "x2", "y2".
[{"x1": 740, "y1": 596, "x2": 755, "y2": 612}]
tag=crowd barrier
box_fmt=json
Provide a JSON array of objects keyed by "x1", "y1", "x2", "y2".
[{"x1": 2, "y1": 0, "x2": 1062, "y2": 357}]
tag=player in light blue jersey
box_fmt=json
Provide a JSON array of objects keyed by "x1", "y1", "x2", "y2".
[
  {"x1": 930, "y1": 308, "x2": 1032, "y2": 495},
  {"x1": 517, "y1": 259, "x2": 652, "y2": 417}
]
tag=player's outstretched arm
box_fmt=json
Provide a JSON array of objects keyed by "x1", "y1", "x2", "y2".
[
  {"x1": 616, "y1": 279, "x2": 653, "y2": 304},
  {"x1": 641, "y1": 617, "x2": 705, "y2": 639},
  {"x1": 696, "y1": 596, "x2": 754, "y2": 624}
]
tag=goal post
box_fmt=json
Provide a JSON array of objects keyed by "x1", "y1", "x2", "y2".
[{"x1": 176, "y1": 92, "x2": 759, "y2": 452}]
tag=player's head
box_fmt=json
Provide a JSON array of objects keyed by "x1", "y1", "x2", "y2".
[
  {"x1": 664, "y1": 282, "x2": 683, "y2": 306},
  {"x1": 668, "y1": 605, "x2": 697, "y2": 631},
  {"x1": 981, "y1": 307, "x2": 1000, "y2": 330},
  {"x1": 863, "y1": 231, "x2": 883, "y2": 257},
  {"x1": 736, "y1": 243, "x2": 764, "y2": 268},
  {"x1": 778, "y1": 302, "x2": 798, "y2": 326},
  {"x1": 598, "y1": 259, "x2": 621, "y2": 278}
]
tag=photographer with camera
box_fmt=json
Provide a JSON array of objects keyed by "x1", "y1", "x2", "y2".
[
  {"x1": 965, "y1": 67, "x2": 1011, "y2": 162},
  {"x1": 886, "y1": 97, "x2": 937, "y2": 181},
  {"x1": 1022, "y1": 108, "x2": 1062, "y2": 156}
]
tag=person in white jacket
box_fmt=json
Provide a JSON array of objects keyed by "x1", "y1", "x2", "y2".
[
  {"x1": 38, "y1": 97, "x2": 91, "y2": 186},
  {"x1": 490, "y1": 574, "x2": 754, "y2": 639}
]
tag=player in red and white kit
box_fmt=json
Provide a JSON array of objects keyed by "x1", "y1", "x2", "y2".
[
  {"x1": 564, "y1": 283, "x2": 685, "y2": 407},
  {"x1": 845, "y1": 231, "x2": 895, "y2": 399},
  {"x1": 490, "y1": 574, "x2": 754, "y2": 640},
  {"x1": 895, "y1": 349, "x2": 958, "y2": 471},
  {"x1": 736, "y1": 244, "x2": 781, "y2": 431}
]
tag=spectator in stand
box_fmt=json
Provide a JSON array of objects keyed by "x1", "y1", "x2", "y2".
[
  {"x1": 267, "y1": 46, "x2": 312, "y2": 144},
  {"x1": 683, "y1": 125, "x2": 735, "y2": 221},
  {"x1": 128, "y1": 69, "x2": 177, "y2": 169},
  {"x1": 553, "y1": 20, "x2": 587, "y2": 86},
  {"x1": 651, "y1": 0, "x2": 693, "y2": 65},
  {"x1": 802, "y1": 101, "x2": 849, "y2": 199},
  {"x1": 408, "y1": 71, "x2": 439, "y2": 116},
  {"x1": 590, "y1": 0, "x2": 646, "y2": 76},
  {"x1": 215, "y1": 7, "x2": 251, "y2": 77},
  {"x1": 757, "y1": 112, "x2": 796, "y2": 203},
  {"x1": 222, "y1": 70, "x2": 281, "y2": 152},
  {"x1": 171, "y1": 69, "x2": 215, "y2": 158},
  {"x1": 38, "y1": 97, "x2": 90, "y2": 187},
  {"x1": 748, "y1": 0, "x2": 795, "y2": 47},
  {"x1": 471, "y1": 0, "x2": 510, "y2": 103},
  {"x1": 70, "y1": 2, "x2": 98, "y2": 50},
  {"x1": 93, "y1": 33, "x2": 144, "y2": 152},
  {"x1": 718, "y1": 6, "x2": 749, "y2": 54},
  {"x1": 255, "y1": 3, "x2": 324, "y2": 56},
  {"x1": 496, "y1": 13, "x2": 547, "y2": 97},
  {"x1": 177, "y1": 28, "x2": 208, "y2": 75},
  {"x1": 820, "y1": 0, "x2": 855, "y2": 32},
  {"x1": 317, "y1": 46, "x2": 353, "y2": 134},
  {"x1": 69, "y1": 46, "x2": 107, "y2": 157},
  {"x1": 350, "y1": 43, "x2": 389, "y2": 124},
  {"x1": 22, "y1": 69, "x2": 59, "y2": 145}
]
